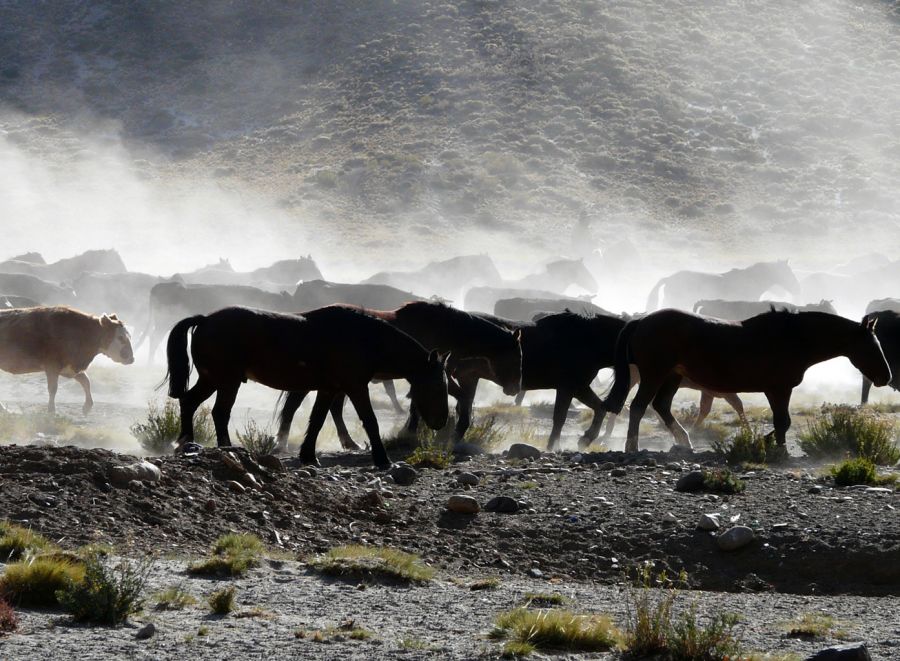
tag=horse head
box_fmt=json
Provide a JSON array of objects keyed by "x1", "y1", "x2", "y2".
[
  {"x1": 771, "y1": 259, "x2": 803, "y2": 298},
  {"x1": 409, "y1": 350, "x2": 449, "y2": 430},
  {"x1": 851, "y1": 315, "x2": 891, "y2": 387},
  {"x1": 547, "y1": 258, "x2": 598, "y2": 293}
]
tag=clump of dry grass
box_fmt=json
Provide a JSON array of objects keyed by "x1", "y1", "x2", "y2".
[
  {"x1": 153, "y1": 583, "x2": 198, "y2": 610},
  {"x1": 131, "y1": 399, "x2": 215, "y2": 454},
  {"x1": 236, "y1": 418, "x2": 277, "y2": 459},
  {"x1": 799, "y1": 405, "x2": 900, "y2": 465},
  {"x1": 309, "y1": 545, "x2": 435, "y2": 583},
  {"x1": 208, "y1": 586, "x2": 236, "y2": 615},
  {"x1": 783, "y1": 613, "x2": 847, "y2": 640},
  {"x1": 0, "y1": 555, "x2": 86, "y2": 608},
  {"x1": 0, "y1": 522, "x2": 54, "y2": 561},
  {"x1": 491, "y1": 607, "x2": 620, "y2": 653},
  {"x1": 189, "y1": 533, "x2": 264, "y2": 577}
]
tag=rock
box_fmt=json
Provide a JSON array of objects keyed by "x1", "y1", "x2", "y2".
[
  {"x1": 256, "y1": 455, "x2": 285, "y2": 472},
  {"x1": 452, "y1": 442, "x2": 484, "y2": 456},
  {"x1": 662, "y1": 512, "x2": 679, "y2": 524},
  {"x1": 808, "y1": 484, "x2": 824, "y2": 494},
  {"x1": 698, "y1": 513, "x2": 721, "y2": 531},
  {"x1": 389, "y1": 464, "x2": 418, "y2": 486},
  {"x1": 225, "y1": 480, "x2": 246, "y2": 493},
  {"x1": 135, "y1": 623, "x2": 156, "y2": 640},
  {"x1": 570, "y1": 453, "x2": 583, "y2": 464},
  {"x1": 716, "y1": 526, "x2": 755, "y2": 551},
  {"x1": 805, "y1": 643, "x2": 871, "y2": 661},
  {"x1": 28, "y1": 493, "x2": 56, "y2": 508},
  {"x1": 610, "y1": 467, "x2": 627, "y2": 477},
  {"x1": 675, "y1": 470, "x2": 705, "y2": 492},
  {"x1": 128, "y1": 480, "x2": 144, "y2": 492},
  {"x1": 666, "y1": 462, "x2": 683, "y2": 472},
  {"x1": 457, "y1": 472, "x2": 480, "y2": 487},
  {"x1": 485, "y1": 496, "x2": 520, "y2": 513},
  {"x1": 598, "y1": 462, "x2": 617, "y2": 471},
  {"x1": 446, "y1": 494, "x2": 480, "y2": 514},
  {"x1": 527, "y1": 568, "x2": 543, "y2": 578},
  {"x1": 109, "y1": 461, "x2": 162, "y2": 488},
  {"x1": 507, "y1": 443, "x2": 542, "y2": 460}
]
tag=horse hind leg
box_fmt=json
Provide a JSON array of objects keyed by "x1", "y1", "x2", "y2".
[
  {"x1": 345, "y1": 385, "x2": 391, "y2": 469},
  {"x1": 176, "y1": 375, "x2": 216, "y2": 446},
  {"x1": 691, "y1": 391, "x2": 714, "y2": 430},
  {"x1": 381, "y1": 380, "x2": 405, "y2": 414},
  {"x1": 574, "y1": 385, "x2": 606, "y2": 449},
  {"x1": 547, "y1": 388, "x2": 574, "y2": 451},
  {"x1": 210, "y1": 380, "x2": 241, "y2": 447},
  {"x1": 299, "y1": 390, "x2": 335, "y2": 465},
  {"x1": 275, "y1": 390, "x2": 307, "y2": 453},
  {"x1": 652, "y1": 374, "x2": 692, "y2": 450},
  {"x1": 330, "y1": 394, "x2": 363, "y2": 451}
]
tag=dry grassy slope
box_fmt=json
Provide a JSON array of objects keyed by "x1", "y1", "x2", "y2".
[{"x1": 1, "y1": 0, "x2": 899, "y2": 257}]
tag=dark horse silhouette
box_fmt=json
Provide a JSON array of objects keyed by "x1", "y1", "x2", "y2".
[
  {"x1": 646, "y1": 260, "x2": 802, "y2": 311},
  {"x1": 276, "y1": 301, "x2": 522, "y2": 448},
  {"x1": 165, "y1": 306, "x2": 449, "y2": 467},
  {"x1": 451, "y1": 310, "x2": 625, "y2": 450},
  {"x1": 859, "y1": 310, "x2": 900, "y2": 404},
  {"x1": 603, "y1": 309, "x2": 891, "y2": 452}
]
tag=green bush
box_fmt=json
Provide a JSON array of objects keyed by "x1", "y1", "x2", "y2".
[
  {"x1": 799, "y1": 406, "x2": 900, "y2": 465},
  {"x1": 405, "y1": 440, "x2": 453, "y2": 469},
  {"x1": 56, "y1": 554, "x2": 150, "y2": 624},
  {"x1": 702, "y1": 468, "x2": 746, "y2": 494},
  {"x1": 667, "y1": 604, "x2": 742, "y2": 660},
  {"x1": 831, "y1": 458, "x2": 880, "y2": 487},
  {"x1": 711, "y1": 424, "x2": 787, "y2": 465},
  {"x1": 130, "y1": 399, "x2": 215, "y2": 454},
  {"x1": 236, "y1": 418, "x2": 277, "y2": 459},
  {"x1": 208, "y1": 586, "x2": 236, "y2": 615}
]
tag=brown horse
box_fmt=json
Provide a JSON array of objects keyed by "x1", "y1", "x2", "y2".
[
  {"x1": 166, "y1": 306, "x2": 448, "y2": 467},
  {"x1": 276, "y1": 301, "x2": 521, "y2": 448},
  {"x1": 603, "y1": 309, "x2": 891, "y2": 452}
]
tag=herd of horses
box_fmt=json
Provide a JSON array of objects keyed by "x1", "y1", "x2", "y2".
[{"x1": 1, "y1": 249, "x2": 899, "y2": 467}]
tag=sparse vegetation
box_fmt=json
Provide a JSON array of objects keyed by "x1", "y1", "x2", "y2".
[
  {"x1": 56, "y1": 554, "x2": 150, "y2": 625},
  {"x1": 692, "y1": 422, "x2": 732, "y2": 445},
  {"x1": 491, "y1": 607, "x2": 619, "y2": 653},
  {"x1": 0, "y1": 555, "x2": 86, "y2": 608},
  {"x1": 784, "y1": 613, "x2": 847, "y2": 640},
  {"x1": 523, "y1": 592, "x2": 570, "y2": 608},
  {"x1": 405, "y1": 439, "x2": 453, "y2": 469},
  {"x1": 469, "y1": 577, "x2": 500, "y2": 591},
  {"x1": 461, "y1": 415, "x2": 508, "y2": 451},
  {"x1": 236, "y1": 418, "x2": 277, "y2": 460},
  {"x1": 0, "y1": 522, "x2": 54, "y2": 561},
  {"x1": 309, "y1": 545, "x2": 435, "y2": 583},
  {"x1": 189, "y1": 533, "x2": 264, "y2": 577},
  {"x1": 711, "y1": 424, "x2": 788, "y2": 465},
  {"x1": 829, "y1": 458, "x2": 896, "y2": 487},
  {"x1": 667, "y1": 604, "x2": 743, "y2": 660},
  {"x1": 702, "y1": 468, "x2": 747, "y2": 494},
  {"x1": 502, "y1": 641, "x2": 536, "y2": 658},
  {"x1": 153, "y1": 583, "x2": 198, "y2": 610},
  {"x1": 294, "y1": 620, "x2": 374, "y2": 642},
  {"x1": 799, "y1": 406, "x2": 900, "y2": 465},
  {"x1": 208, "y1": 586, "x2": 236, "y2": 615},
  {"x1": 0, "y1": 597, "x2": 18, "y2": 636},
  {"x1": 130, "y1": 399, "x2": 215, "y2": 454}
]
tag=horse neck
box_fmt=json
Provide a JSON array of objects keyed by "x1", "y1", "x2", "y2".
[
  {"x1": 397, "y1": 306, "x2": 496, "y2": 354},
  {"x1": 788, "y1": 313, "x2": 857, "y2": 366},
  {"x1": 373, "y1": 321, "x2": 427, "y2": 375}
]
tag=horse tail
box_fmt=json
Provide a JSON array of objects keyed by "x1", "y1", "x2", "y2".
[
  {"x1": 645, "y1": 277, "x2": 665, "y2": 311},
  {"x1": 603, "y1": 319, "x2": 640, "y2": 414},
  {"x1": 164, "y1": 315, "x2": 206, "y2": 398}
]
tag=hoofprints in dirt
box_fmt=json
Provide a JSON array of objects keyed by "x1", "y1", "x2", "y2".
[{"x1": 1, "y1": 444, "x2": 898, "y2": 596}]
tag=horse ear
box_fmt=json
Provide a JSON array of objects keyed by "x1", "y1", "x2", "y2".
[
  {"x1": 440, "y1": 351, "x2": 451, "y2": 367},
  {"x1": 427, "y1": 349, "x2": 439, "y2": 363},
  {"x1": 514, "y1": 328, "x2": 523, "y2": 342}
]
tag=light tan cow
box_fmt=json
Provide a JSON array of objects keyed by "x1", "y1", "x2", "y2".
[{"x1": 0, "y1": 306, "x2": 134, "y2": 414}]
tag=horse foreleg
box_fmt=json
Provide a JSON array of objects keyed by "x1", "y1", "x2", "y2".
[
  {"x1": 723, "y1": 392, "x2": 746, "y2": 426},
  {"x1": 764, "y1": 388, "x2": 792, "y2": 446},
  {"x1": 72, "y1": 372, "x2": 93, "y2": 415},
  {"x1": 861, "y1": 376, "x2": 873, "y2": 405},
  {"x1": 276, "y1": 390, "x2": 307, "y2": 452},
  {"x1": 381, "y1": 380, "x2": 405, "y2": 414},
  {"x1": 625, "y1": 379, "x2": 661, "y2": 453},
  {"x1": 177, "y1": 376, "x2": 216, "y2": 446},
  {"x1": 346, "y1": 386, "x2": 390, "y2": 469},
  {"x1": 330, "y1": 394, "x2": 363, "y2": 451},
  {"x1": 453, "y1": 377, "x2": 479, "y2": 440},
  {"x1": 603, "y1": 368, "x2": 639, "y2": 440},
  {"x1": 547, "y1": 389, "x2": 573, "y2": 452},
  {"x1": 45, "y1": 369, "x2": 59, "y2": 415},
  {"x1": 514, "y1": 391, "x2": 526, "y2": 406},
  {"x1": 692, "y1": 391, "x2": 714, "y2": 429},
  {"x1": 299, "y1": 390, "x2": 334, "y2": 465},
  {"x1": 574, "y1": 385, "x2": 606, "y2": 449},
  {"x1": 652, "y1": 375, "x2": 691, "y2": 450},
  {"x1": 211, "y1": 380, "x2": 241, "y2": 447}
]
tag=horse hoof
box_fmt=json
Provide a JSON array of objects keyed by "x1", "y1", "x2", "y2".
[
  {"x1": 577, "y1": 436, "x2": 593, "y2": 450},
  {"x1": 299, "y1": 455, "x2": 320, "y2": 467}
]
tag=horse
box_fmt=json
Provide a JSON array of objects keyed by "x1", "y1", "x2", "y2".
[
  {"x1": 0, "y1": 249, "x2": 127, "y2": 282},
  {"x1": 503, "y1": 257, "x2": 598, "y2": 294},
  {"x1": 646, "y1": 260, "x2": 802, "y2": 311},
  {"x1": 275, "y1": 301, "x2": 522, "y2": 450},
  {"x1": 860, "y1": 310, "x2": 900, "y2": 404},
  {"x1": 362, "y1": 254, "x2": 502, "y2": 304},
  {"x1": 494, "y1": 297, "x2": 614, "y2": 322},
  {"x1": 165, "y1": 306, "x2": 448, "y2": 468},
  {"x1": 293, "y1": 279, "x2": 428, "y2": 311},
  {"x1": 866, "y1": 298, "x2": 900, "y2": 315},
  {"x1": 602, "y1": 309, "x2": 891, "y2": 452},
  {"x1": 692, "y1": 299, "x2": 837, "y2": 319}
]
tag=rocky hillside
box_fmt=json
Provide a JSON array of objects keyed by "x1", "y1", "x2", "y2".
[{"x1": 1, "y1": 0, "x2": 899, "y2": 263}]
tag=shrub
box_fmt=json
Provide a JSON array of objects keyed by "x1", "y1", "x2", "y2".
[
  {"x1": 309, "y1": 545, "x2": 435, "y2": 583},
  {"x1": 667, "y1": 604, "x2": 742, "y2": 660},
  {"x1": 491, "y1": 607, "x2": 619, "y2": 653},
  {"x1": 702, "y1": 468, "x2": 746, "y2": 494},
  {"x1": 0, "y1": 555, "x2": 85, "y2": 608},
  {"x1": 236, "y1": 418, "x2": 277, "y2": 459},
  {"x1": 208, "y1": 586, "x2": 235, "y2": 615},
  {"x1": 56, "y1": 555, "x2": 151, "y2": 624},
  {"x1": 799, "y1": 406, "x2": 900, "y2": 464},
  {"x1": 0, "y1": 598, "x2": 17, "y2": 635},
  {"x1": 189, "y1": 533, "x2": 264, "y2": 577},
  {"x1": 784, "y1": 613, "x2": 845, "y2": 639},
  {"x1": 523, "y1": 592, "x2": 570, "y2": 608},
  {"x1": 405, "y1": 440, "x2": 453, "y2": 469},
  {"x1": 153, "y1": 584, "x2": 198, "y2": 610},
  {"x1": 830, "y1": 458, "x2": 885, "y2": 487},
  {"x1": 0, "y1": 522, "x2": 53, "y2": 561},
  {"x1": 130, "y1": 399, "x2": 215, "y2": 454},
  {"x1": 711, "y1": 424, "x2": 788, "y2": 465},
  {"x1": 461, "y1": 415, "x2": 508, "y2": 451}
]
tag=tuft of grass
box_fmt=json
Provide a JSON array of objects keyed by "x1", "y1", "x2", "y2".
[
  {"x1": 189, "y1": 533, "x2": 264, "y2": 577},
  {"x1": 405, "y1": 439, "x2": 453, "y2": 469},
  {"x1": 667, "y1": 603, "x2": 743, "y2": 660},
  {"x1": 799, "y1": 406, "x2": 900, "y2": 465},
  {"x1": 0, "y1": 555, "x2": 86, "y2": 608},
  {"x1": 56, "y1": 554, "x2": 151, "y2": 625},
  {"x1": 702, "y1": 468, "x2": 746, "y2": 494},
  {"x1": 398, "y1": 636, "x2": 434, "y2": 650},
  {"x1": 153, "y1": 583, "x2": 198, "y2": 611},
  {"x1": 502, "y1": 640, "x2": 536, "y2": 658},
  {"x1": 309, "y1": 545, "x2": 435, "y2": 583},
  {"x1": 491, "y1": 607, "x2": 619, "y2": 652},
  {"x1": 624, "y1": 565, "x2": 680, "y2": 656},
  {"x1": 462, "y1": 415, "x2": 508, "y2": 451},
  {"x1": 470, "y1": 577, "x2": 501, "y2": 591},
  {"x1": 711, "y1": 424, "x2": 788, "y2": 465},
  {"x1": 131, "y1": 399, "x2": 215, "y2": 454},
  {"x1": 523, "y1": 592, "x2": 570, "y2": 608},
  {"x1": 208, "y1": 585, "x2": 236, "y2": 615},
  {"x1": 236, "y1": 418, "x2": 277, "y2": 460},
  {"x1": 0, "y1": 522, "x2": 54, "y2": 561},
  {"x1": 829, "y1": 458, "x2": 896, "y2": 487},
  {"x1": 0, "y1": 597, "x2": 17, "y2": 636},
  {"x1": 784, "y1": 613, "x2": 846, "y2": 640},
  {"x1": 693, "y1": 422, "x2": 732, "y2": 445}
]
